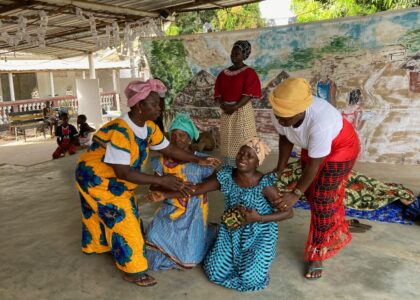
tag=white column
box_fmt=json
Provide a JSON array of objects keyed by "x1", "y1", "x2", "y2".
[
  {"x1": 112, "y1": 69, "x2": 121, "y2": 112},
  {"x1": 82, "y1": 71, "x2": 86, "y2": 79},
  {"x1": 112, "y1": 69, "x2": 118, "y2": 91},
  {"x1": 8, "y1": 72, "x2": 15, "y2": 101},
  {"x1": 49, "y1": 71, "x2": 55, "y2": 97},
  {"x1": 88, "y1": 53, "x2": 96, "y2": 79},
  {"x1": 130, "y1": 57, "x2": 136, "y2": 78}
]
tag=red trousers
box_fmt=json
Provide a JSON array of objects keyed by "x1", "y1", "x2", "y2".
[{"x1": 53, "y1": 142, "x2": 77, "y2": 159}]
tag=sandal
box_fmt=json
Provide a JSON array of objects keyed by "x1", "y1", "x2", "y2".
[
  {"x1": 123, "y1": 273, "x2": 157, "y2": 287},
  {"x1": 348, "y1": 219, "x2": 372, "y2": 233},
  {"x1": 305, "y1": 266, "x2": 323, "y2": 280}
]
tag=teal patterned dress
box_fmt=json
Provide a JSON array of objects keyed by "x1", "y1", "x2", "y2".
[{"x1": 204, "y1": 167, "x2": 278, "y2": 292}]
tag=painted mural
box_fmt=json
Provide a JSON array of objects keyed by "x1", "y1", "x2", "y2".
[{"x1": 143, "y1": 8, "x2": 420, "y2": 165}]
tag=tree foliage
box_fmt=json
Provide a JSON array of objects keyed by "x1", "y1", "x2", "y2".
[
  {"x1": 165, "y1": 3, "x2": 266, "y2": 36},
  {"x1": 291, "y1": 0, "x2": 419, "y2": 23}
]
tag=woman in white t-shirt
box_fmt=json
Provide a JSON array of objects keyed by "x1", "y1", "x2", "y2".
[{"x1": 268, "y1": 78, "x2": 360, "y2": 280}]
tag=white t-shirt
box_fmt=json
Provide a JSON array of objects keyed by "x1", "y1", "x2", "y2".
[
  {"x1": 271, "y1": 96, "x2": 343, "y2": 158},
  {"x1": 104, "y1": 113, "x2": 169, "y2": 165}
]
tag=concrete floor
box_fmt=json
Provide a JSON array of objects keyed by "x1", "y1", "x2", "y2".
[{"x1": 0, "y1": 142, "x2": 419, "y2": 300}]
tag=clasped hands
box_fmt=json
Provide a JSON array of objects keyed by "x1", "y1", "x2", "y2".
[
  {"x1": 220, "y1": 103, "x2": 238, "y2": 115},
  {"x1": 151, "y1": 175, "x2": 196, "y2": 200},
  {"x1": 198, "y1": 157, "x2": 221, "y2": 168}
]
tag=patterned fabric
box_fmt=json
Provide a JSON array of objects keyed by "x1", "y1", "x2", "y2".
[
  {"x1": 403, "y1": 196, "x2": 420, "y2": 221},
  {"x1": 233, "y1": 40, "x2": 251, "y2": 60},
  {"x1": 277, "y1": 161, "x2": 415, "y2": 211},
  {"x1": 75, "y1": 118, "x2": 166, "y2": 274},
  {"x1": 221, "y1": 204, "x2": 247, "y2": 230},
  {"x1": 204, "y1": 167, "x2": 278, "y2": 292},
  {"x1": 146, "y1": 153, "x2": 216, "y2": 270},
  {"x1": 293, "y1": 200, "x2": 413, "y2": 225},
  {"x1": 303, "y1": 160, "x2": 354, "y2": 261},
  {"x1": 220, "y1": 102, "x2": 257, "y2": 166}
]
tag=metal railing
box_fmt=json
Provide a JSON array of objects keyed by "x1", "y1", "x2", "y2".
[{"x1": 0, "y1": 92, "x2": 118, "y2": 125}]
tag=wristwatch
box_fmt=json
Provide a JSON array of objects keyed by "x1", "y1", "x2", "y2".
[{"x1": 292, "y1": 188, "x2": 303, "y2": 198}]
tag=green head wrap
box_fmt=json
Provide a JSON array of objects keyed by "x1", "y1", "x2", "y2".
[{"x1": 169, "y1": 112, "x2": 200, "y2": 141}]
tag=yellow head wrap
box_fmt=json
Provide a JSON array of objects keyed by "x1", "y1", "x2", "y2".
[
  {"x1": 269, "y1": 77, "x2": 313, "y2": 117},
  {"x1": 243, "y1": 137, "x2": 271, "y2": 166}
]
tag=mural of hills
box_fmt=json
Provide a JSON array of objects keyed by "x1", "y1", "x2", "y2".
[
  {"x1": 172, "y1": 70, "x2": 220, "y2": 118},
  {"x1": 254, "y1": 71, "x2": 290, "y2": 109}
]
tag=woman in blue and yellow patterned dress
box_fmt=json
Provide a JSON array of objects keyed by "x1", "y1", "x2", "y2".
[
  {"x1": 146, "y1": 112, "x2": 217, "y2": 270},
  {"x1": 75, "y1": 80, "x2": 219, "y2": 287}
]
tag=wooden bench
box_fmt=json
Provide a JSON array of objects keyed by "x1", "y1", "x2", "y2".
[{"x1": 9, "y1": 110, "x2": 47, "y2": 141}]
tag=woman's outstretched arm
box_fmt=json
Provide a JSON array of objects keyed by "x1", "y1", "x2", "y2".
[
  {"x1": 110, "y1": 164, "x2": 189, "y2": 194},
  {"x1": 159, "y1": 144, "x2": 220, "y2": 168},
  {"x1": 148, "y1": 174, "x2": 221, "y2": 202}
]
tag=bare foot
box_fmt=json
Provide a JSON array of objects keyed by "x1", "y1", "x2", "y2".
[{"x1": 305, "y1": 260, "x2": 323, "y2": 279}]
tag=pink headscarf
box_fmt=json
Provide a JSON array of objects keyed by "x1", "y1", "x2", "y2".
[{"x1": 125, "y1": 79, "x2": 167, "y2": 108}]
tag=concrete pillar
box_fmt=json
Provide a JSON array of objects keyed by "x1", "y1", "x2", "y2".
[
  {"x1": 112, "y1": 69, "x2": 121, "y2": 112},
  {"x1": 130, "y1": 57, "x2": 136, "y2": 78},
  {"x1": 49, "y1": 71, "x2": 55, "y2": 97},
  {"x1": 112, "y1": 69, "x2": 118, "y2": 91},
  {"x1": 82, "y1": 71, "x2": 86, "y2": 79},
  {"x1": 88, "y1": 53, "x2": 96, "y2": 79},
  {"x1": 8, "y1": 72, "x2": 15, "y2": 101}
]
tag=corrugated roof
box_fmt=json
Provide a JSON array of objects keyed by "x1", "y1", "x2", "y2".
[{"x1": 0, "y1": 0, "x2": 261, "y2": 58}]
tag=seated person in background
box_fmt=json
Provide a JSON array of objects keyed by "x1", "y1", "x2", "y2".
[
  {"x1": 77, "y1": 114, "x2": 95, "y2": 147},
  {"x1": 52, "y1": 113, "x2": 78, "y2": 159},
  {"x1": 43, "y1": 101, "x2": 58, "y2": 137}
]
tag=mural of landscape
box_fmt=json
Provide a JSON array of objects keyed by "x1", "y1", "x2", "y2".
[{"x1": 143, "y1": 8, "x2": 420, "y2": 165}]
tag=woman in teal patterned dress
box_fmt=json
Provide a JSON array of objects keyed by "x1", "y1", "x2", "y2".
[{"x1": 148, "y1": 137, "x2": 293, "y2": 291}]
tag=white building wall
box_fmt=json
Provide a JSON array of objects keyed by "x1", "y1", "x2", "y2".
[
  {"x1": 36, "y1": 72, "x2": 50, "y2": 98},
  {"x1": 52, "y1": 71, "x2": 78, "y2": 96},
  {"x1": 97, "y1": 69, "x2": 115, "y2": 92},
  {"x1": 36, "y1": 70, "x2": 117, "y2": 97}
]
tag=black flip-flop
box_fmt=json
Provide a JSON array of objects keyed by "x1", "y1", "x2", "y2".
[{"x1": 348, "y1": 219, "x2": 372, "y2": 232}]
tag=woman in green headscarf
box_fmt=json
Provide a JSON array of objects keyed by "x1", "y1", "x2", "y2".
[{"x1": 145, "y1": 112, "x2": 219, "y2": 271}]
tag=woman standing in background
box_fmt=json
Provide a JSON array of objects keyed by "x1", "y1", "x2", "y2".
[{"x1": 214, "y1": 40, "x2": 262, "y2": 166}]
